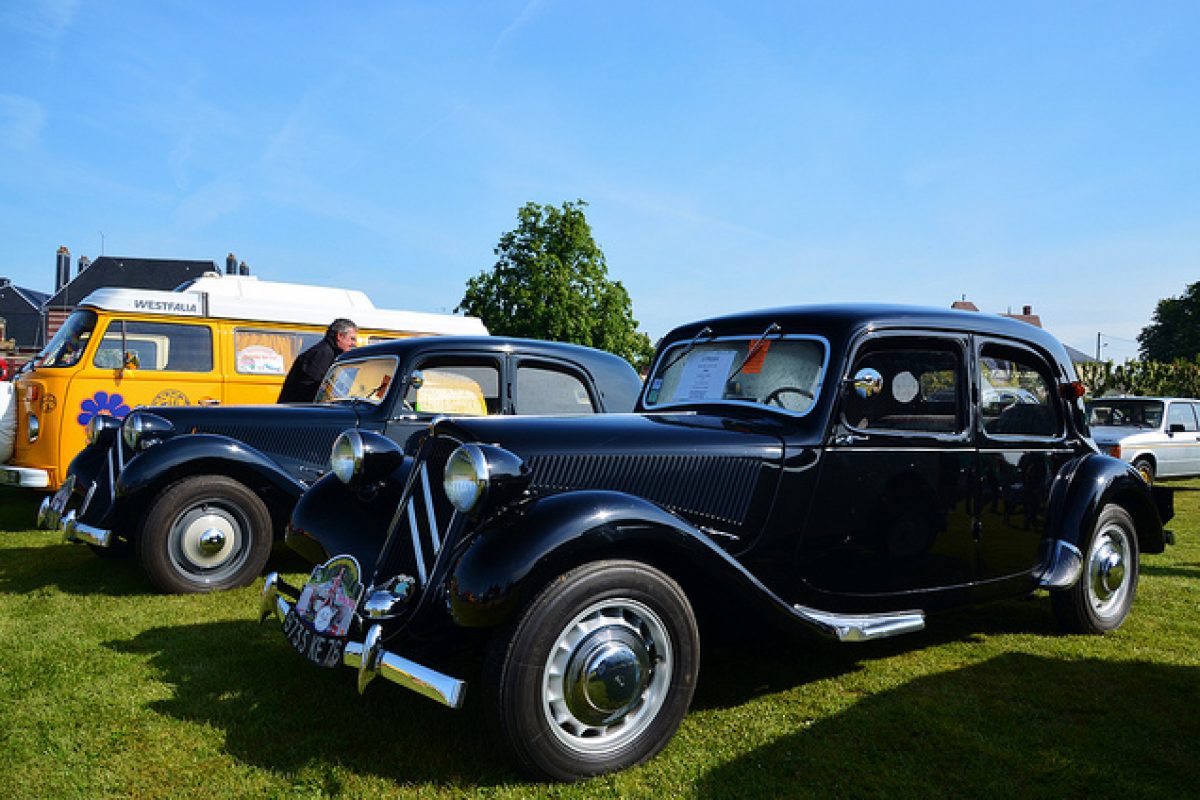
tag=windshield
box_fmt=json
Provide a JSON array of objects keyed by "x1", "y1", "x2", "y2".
[
  {"x1": 315, "y1": 356, "x2": 399, "y2": 405},
  {"x1": 1087, "y1": 399, "x2": 1164, "y2": 429},
  {"x1": 644, "y1": 334, "x2": 826, "y2": 415},
  {"x1": 33, "y1": 309, "x2": 98, "y2": 368}
]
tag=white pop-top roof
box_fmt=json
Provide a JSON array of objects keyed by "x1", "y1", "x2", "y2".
[{"x1": 77, "y1": 273, "x2": 487, "y2": 336}]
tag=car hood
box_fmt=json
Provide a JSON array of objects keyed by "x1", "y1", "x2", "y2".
[{"x1": 146, "y1": 402, "x2": 364, "y2": 434}]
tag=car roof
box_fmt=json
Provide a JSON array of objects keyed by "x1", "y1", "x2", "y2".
[
  {"x1": 661, "y1": 303, "x2": 1073, "y2": 363},
  {"x1": 1088, "y1": 396, "x2": 1198, "y2": 402}
]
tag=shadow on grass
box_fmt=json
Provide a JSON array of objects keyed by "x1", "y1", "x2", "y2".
[
  {"x1": 694, "y1": 653, "x2": 1200, "y2": 798},
  {"x1": 106, "y1": 619, "x2": 518, "y2": 787},
  {"x1": 0, "y1": 486, "x2": 45, "y2": 531},
  {"x1": 1142, "y1": 562, "x2": 1200, "y2": 579}
]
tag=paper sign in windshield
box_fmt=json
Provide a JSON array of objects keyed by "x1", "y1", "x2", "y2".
[{"x1": 673, "y1": 350, "x2": 736, "y2": 402}]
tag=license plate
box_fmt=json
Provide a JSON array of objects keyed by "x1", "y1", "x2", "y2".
[
  {"x1": 284, "y1": 555, "x2": 364, "y2": 668},
  {"x1": 0, "y1": 469, "x2": 21, "y2": 486}
]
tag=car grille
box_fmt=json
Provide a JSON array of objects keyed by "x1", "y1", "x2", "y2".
[
  {"x1": 372, "y1": 436, "x2": 460, "y2": 587},
  {"x1": 190, "y1": 423, "x2": 347, "y2": 467}
]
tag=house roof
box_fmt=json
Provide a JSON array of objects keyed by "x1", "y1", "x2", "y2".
[{"x1": 45, "y1": 256, "x2": 216, "y2": 307}]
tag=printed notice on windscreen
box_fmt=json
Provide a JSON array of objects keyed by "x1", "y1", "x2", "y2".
[{"x1": 673, "y1": 350, "x2": 736, "y2": 401}]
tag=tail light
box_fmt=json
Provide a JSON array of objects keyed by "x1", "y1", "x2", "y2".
[{"x1": 1109, "y1": 445, "x2": 1121, "y2": 459}]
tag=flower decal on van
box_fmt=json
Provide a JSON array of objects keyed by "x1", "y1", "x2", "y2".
[{"x1": 77, "y1": 391, "x2": 132, "y2": 427}]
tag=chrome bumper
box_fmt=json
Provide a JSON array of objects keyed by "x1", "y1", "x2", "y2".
[
  {"x1": 793, "y1": 604, "x2": 926, "y2": 642},
  {"x1": 2, "y1": 466, "x2": 51, "y2": 488},
  {"x1": 38, "y1": 475, "x2": 115, "y2": 548},
  {"x1": 259, "y1": 572, "x2": 467, "y2": 709},
  {"x1": 60, "y1": 510, "x2": 116, "y2": 548}
]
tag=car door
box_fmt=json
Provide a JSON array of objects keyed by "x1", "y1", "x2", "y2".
[
  {"x1": 973, "y1": 339, "x2": 1077, "y2": 589},
  {"x1": 803, "y1": 332, "x2": 976, "y2": 600}
]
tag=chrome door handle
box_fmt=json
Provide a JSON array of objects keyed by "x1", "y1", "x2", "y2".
[{"x1": 200, "y1": 398, "x2": 220, "y2": 406}]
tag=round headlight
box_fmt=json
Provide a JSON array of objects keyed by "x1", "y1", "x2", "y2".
[
  {"x1": 443, "y1": 444, "x2": 488, "y2": 513},
  {"x1": 27, "y1": 413, "x2": 39, "y2": 443},
  {"x1": 86, "y1": 414, "x2": 122, "y2": 445},
  {"x1": 330, "y1": 431, "x2": 364, "y2": 484},
  {"x1": 122, "y1": 412, "x2": 174, "y2": 451}
]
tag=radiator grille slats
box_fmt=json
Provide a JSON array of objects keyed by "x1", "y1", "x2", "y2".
[
  {"x1": 192, "y1": 424, "x2": 345, "y2": 467},
  {"x1": 528, "y1": 454, "x2": 760, "y2": 526}
]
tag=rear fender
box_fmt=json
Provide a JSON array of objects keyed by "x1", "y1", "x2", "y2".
[
  {"x1": 1046, "y1": 454, "x2": 1167, "y2": 556},
  {"x1": 286, "y1": 463, "x2": 414, "y2": 574},
  {"x1": 447, "y1": 490, "x2": 813, "y2": 632}
]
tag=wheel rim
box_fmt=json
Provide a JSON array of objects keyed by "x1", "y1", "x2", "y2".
[
  {"x1": 168, "y1": 500, "x2": 250, "y2": 583},
  {"x1": 1135, "y1": 462, "x2": 1153, "y2": 485},
  {"x1": 541, "y1": 597, "x2": 672, "y2": 756},
  {"x1": 1086, "y1": 520, "x2": 1133, "y2": 620}
]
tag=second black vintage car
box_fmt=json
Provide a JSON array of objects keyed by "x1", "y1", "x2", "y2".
[
  {"x1": 37, "y1": 336, "x2": 641, "y2": 593},
  {"x1": 262, "y1": 304, "x2": 1174, "y2": 781}
]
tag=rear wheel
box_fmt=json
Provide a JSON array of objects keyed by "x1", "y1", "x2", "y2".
[
  {"x1": 1052, "y1": 504, "x2": 1139, "y2": 633},
  {"x1": 1132, "y1": 457, "x2": 1155, "y2": 485},
  {"x1": 137, "y1": 475, "x2": 273, "y2": 594},
  {"x1": 485, "y1": 560, "x2": 699, "y2": 781}
]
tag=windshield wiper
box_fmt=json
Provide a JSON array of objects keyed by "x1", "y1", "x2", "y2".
[
  {"x1": 727, "y1": 322, "x2": 783, "y2": 381},
  {"x1": 657, "y1": 326, "x2": 715, "y2": 375}
]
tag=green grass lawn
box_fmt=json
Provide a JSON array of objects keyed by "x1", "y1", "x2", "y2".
[{"x1": 1, "y1": 484, "x2": 1197, "y2": 799}]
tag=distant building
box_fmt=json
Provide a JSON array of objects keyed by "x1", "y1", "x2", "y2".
[
  {"x1": 951, "y1": 297, "x2": 1095, "y2": 364},
  {"x1": 0, "y1": 278, "x2": 49, "y2": 349}
]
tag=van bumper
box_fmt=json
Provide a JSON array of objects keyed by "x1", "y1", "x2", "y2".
[{"x1": 1, "y1": 466, "x2": 51, "y2": 488}]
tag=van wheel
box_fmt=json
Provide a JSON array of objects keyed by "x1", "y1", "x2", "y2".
[
  {"x1": 485, "y1": 560, "x2": 699, "y2": 781},
  {"x1": 1052, "y1": 504, "x2": 1139, "y2": 634},
  {"x1": 137, "y1": 475, "x2": 273, "y2": 594}
]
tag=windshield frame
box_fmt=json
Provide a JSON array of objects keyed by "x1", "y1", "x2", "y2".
[
  {"x1": 640, "y1": 332, "x2": 830, "y2": 417},
  {"x1": 31, "y1": 309, "x2": 99, "y2": 369},
  {"x1": 314, "y1": 355, "x2": 401, "y2": 406}
]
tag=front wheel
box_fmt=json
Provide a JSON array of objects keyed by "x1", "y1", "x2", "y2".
[
  {"x1": 485, "y1": 560, "x2": 700, "y2": 781},
  {"x1": 137, "y1": 475, "x2": 273, "y2": 594},
  {"x1": 1052, "y1": 504, "x2": 1139, "y2": 633}
]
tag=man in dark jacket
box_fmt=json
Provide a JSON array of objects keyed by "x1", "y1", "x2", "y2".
[{"x1": 277, "y1": 318, "x2": 358, "y2": 402}]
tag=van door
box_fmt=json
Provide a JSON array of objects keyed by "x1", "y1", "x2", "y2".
[{"x1": 63, "y1": 318, "x2": 221, "y2": 467}]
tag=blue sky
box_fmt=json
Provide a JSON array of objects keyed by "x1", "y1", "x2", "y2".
[{"x1": 2, "y1": 2, "x2": 1197, "y2": 362}]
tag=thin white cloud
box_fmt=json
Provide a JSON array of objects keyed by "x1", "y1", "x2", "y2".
[
  {"x1": 0, "y1": 0, "x2": 79, "y2": 40},
  {"x1": 489, "y1": 0, "x2": 549, "y2": 59},
  {"x1": 0, "y1": 94, "x2": 46, "y2": 149}
]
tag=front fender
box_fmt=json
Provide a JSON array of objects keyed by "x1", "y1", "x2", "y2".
[
  {"x1": 447, "y1": 490, "x2": 817, "y2": 632},
  {"x1": 286, "y1": 463, "x2": 414, "y2": 573},
  {"x1": 117, "y1": 435, "x2": 307, "y2": 502},
  {"x1": 1046, "y1": 453, "x2": 1168, "y2": 556}
]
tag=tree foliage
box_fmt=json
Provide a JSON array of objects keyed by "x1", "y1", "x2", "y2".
[
  {"x1": 457, "y1": 200, "x2": 655, "y2": 369},
  {"x1": 1076, "y1": 358, "x2": 1200, "y2": 399},
  {"x1": 1138, "y1": 281, "x2": 1200, "y2": 361}
]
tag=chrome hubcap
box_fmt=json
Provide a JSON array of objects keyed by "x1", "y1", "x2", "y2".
[
  {"x1": 175, "y1": 507, "x2": 240, "y2": 569},
  {"x1": 1087, "y1": 523, "x2": 1132, "y2": 619},
  {"x1": 543, "y1": 598, "x2": 672, "y2": 755}
]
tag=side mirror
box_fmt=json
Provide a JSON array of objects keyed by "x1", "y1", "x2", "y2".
[
  {"x1": 122, "y1": 350, "x2": 140, "y2": 371},
  {"x1": 850, "y1": 367, "x2": 883, "y2": 399},
  {"x1": 1168, "y1": 423, "x2": 1185, "y2": 434}
]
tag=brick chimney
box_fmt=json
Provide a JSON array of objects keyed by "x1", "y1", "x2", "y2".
[
  {"x1": 238, "y1": 260, "x2": 250, "y2": 276},
  {"x1": 55, "y1": 246, "x2": 70, "y2": 292},
  {"x1": 77, "y1": 255, "x2": 90, "y2": 275},
  {"x1": 226, "y1": 252, "x2": 238, "y2": 275}
]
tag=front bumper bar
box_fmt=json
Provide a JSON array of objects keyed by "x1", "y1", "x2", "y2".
[
  {"x1": 39, "y1": 492, "x2": 116, "y2": 549},
  {"x1": 259, "y1": 572, "x2": 467, "y2": 709}
]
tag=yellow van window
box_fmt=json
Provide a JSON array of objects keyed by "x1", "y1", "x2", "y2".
[
  {"x1": 35, "y1": 309, "x2": 98, "y2": 368},
  {"x1": 93, "y1": 321, "x2": 213, "y2": 372},
  {"x1": 234, "y1": 328, "x2": 322, "y2": 375}
]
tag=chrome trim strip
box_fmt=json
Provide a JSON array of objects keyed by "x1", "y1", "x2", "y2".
[
  {"x1": 419, "y1": 463, "x2": 441, "y2": 552},
  {"x1": 406, "y1": 475, "x2": 427, "y2": 585},
  {"x1": 1035, "y1": 539, "x2": 1084, "y2": 589},
  {"x1": 37, "y1": 496, "x2": 51, "y2": 528},
  {"x1": 792, "y1": 604, "x2": 926, "y2": 642},
  {"x1": 79, "y1": 480, "x2": 97, "y2": 519}
]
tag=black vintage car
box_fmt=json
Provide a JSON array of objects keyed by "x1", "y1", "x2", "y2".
[
  {"x1": 261, "y1": 304, "x2": 1174, "y2": 780},
  {"x1": 37, "y1": 336, "x2": 641, "y2": 593}
]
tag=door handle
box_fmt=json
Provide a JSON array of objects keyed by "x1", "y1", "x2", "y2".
[{"x1": 200, "y1": 398, "x2": 220, "y2": 406}]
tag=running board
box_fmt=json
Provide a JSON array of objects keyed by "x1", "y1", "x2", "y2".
[{"x1": 793, "y1": 604, "x2": 925, "y2": 642}]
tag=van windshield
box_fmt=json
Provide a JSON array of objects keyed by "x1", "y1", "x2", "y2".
[{"x1": 33, "y1": 310, "x2": 98, "y2": 368}]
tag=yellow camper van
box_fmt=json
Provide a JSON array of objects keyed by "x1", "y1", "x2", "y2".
[{"x1": 1, "y1": 273, "x2": 486, "y2": 490}]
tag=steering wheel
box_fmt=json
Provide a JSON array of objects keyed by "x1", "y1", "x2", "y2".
[{"x1": 764, "y1": 386, "x2": 814, "y2": 407}]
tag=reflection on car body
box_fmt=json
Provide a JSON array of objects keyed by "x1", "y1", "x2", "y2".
[{"x1": 261, "y1": 304, "x2": 1174, "y2": 781}]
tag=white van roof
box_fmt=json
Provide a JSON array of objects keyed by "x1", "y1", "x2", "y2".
[{"x1": 77, "y1": 273, "x2": 488, "y2": 336}]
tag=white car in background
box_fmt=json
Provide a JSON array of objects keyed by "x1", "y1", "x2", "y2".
[{"x1": 1087, "y1": 396, "x2": 1200, "y2": 484}]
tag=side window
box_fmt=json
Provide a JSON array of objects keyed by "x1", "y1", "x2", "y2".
[
  {"x1": 514, "y1": 364, "x2": 597, "y2": 415},
  {"x1": 406, "y1": 361, "x2": 499, "y2": 416},
  {"x1": 1167, "y1": 403, "x2": 1198, "y2": 432},
  {"x1": 93, "y1": 321, "x2": 213, "y2": 372},
  {"x1": 843, "y1": 340, "x2": 964, "y2": 434},
  {"x1": 979, "y1": 344, "x2": 1058, "y2": 437},
  {"x1": 234, "y1": 328, "x2": 322, "y2": 375}
]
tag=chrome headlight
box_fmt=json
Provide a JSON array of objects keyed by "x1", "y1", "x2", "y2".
[
  {"x1": 443, "y1": 445, "x2": 489, "y2": 512},
  {"x1": 85, "y1": 414, "x2": 123, "y2": 445},
  {"x1": 122, "y1": 412, "x2": 174, "y2": 451},
  {"x1": 442, "y1": 443, "x2": 529, "y2": 514},
  {"x1": 330, "y1": 430, "x2": 404, "y2": 486},
  {"x1": 27, "y1": 413, "x2": 39, "y2": 443},
  {"x1": 330, "y1": 431, "x2": 364, "y2": 484}
]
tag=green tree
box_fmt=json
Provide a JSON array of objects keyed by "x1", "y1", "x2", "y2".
[
  {"x1": 457, "y1": 200, "x2": 655, "y2": 369},
  {"x1": 1138, "y1": 281, "x2": 1200, "y2": 361}
]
